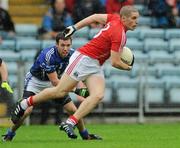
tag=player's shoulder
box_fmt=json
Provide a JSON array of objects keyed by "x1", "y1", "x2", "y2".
[
  {"x1": 107, "y1": 14, "x2": 122, "y2": 31},
  {"x1": 43, "y1": 45, "x2": 56, "y2": 55},
  {"x1": 107, "y1": 14, "x2": 120, "y2": 23},
  {"x1": 42, "y1": 45, "x2": 56, "y2": 62}
]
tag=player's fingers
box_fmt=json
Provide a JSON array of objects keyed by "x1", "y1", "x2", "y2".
[
  {"x1": 8, "y1": 86, "x2": 13, "y2": 93},
  {"x1": 63, "y1": 28, "x2": 70, "y2": 37},
  {"x1": 128, "y1": 66, "x2": 132, "y2": 71},
  {"x1": 64, "y1": 26, "x2": 76, "y2": 38}
]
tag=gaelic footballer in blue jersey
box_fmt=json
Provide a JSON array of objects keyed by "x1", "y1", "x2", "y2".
[{"x1": 2, "y1": 32, "x2": 101, "y2": 141}]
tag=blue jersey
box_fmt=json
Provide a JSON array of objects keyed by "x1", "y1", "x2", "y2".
[{"x1": 30, "y1": 45, "x2": 74, "y2": 81}]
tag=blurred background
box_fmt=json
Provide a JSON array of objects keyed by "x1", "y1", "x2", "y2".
[{"x1": 1, "y1": 0, "x2": 180, "y2": 126}]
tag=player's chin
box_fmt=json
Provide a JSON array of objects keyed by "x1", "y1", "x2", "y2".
[
  {"x1": 62, "y1": 53, "x2": 68, "y2": 57},
  {"x1": 130, "y1": 26, "x2": 137, "y2": 31},
  {"x1": 130, "y1": 26, "x2": 137, "y2": 30}
]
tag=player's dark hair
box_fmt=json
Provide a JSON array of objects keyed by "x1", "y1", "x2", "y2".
[{"x1": 55, "y1": 32, "x2": 72, "y2": 44}]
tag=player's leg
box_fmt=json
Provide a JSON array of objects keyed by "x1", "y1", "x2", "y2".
[
  {"x1": 11, "y1": 74, "x2": 78, "y2": 124},
  {"x1": 11, "y1": 51, "x2": 83, "y2": 124},
  {"x1": 73, "y1": 74, "x2": 105, "y2": 120},
  {"x1": 60, "y1": 52, "x2": 105, "y2": 138},
  {"x1": 23, "y1": 74, "x2": 78, "y2": 105},
  {"x1": 63, "y1": 100, "x2": 102, "y2": 140},
  {"x1": 12, "y1": 107, "x2": 33, "y2": 131},
  {"x1": 2, "y1": 91, "x2": 35, "y2": 141},
  {"x1": 60, "y1": 74, "x2": 105, "y2": 138},
  {"x1": 2, "y1": 107, "x2": 33, "y2": 142}
]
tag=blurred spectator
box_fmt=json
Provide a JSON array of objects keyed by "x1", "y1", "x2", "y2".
[
  {"x1": 0, "y1": 0, "x2": 8, "y2": 10},
  {"x1": 73, "y1": 0, "x2": 105, "y2": 25},
  {"x1": 0, "y1": 6, "x2": 15, "y2": 40},
  {"x1": 99, "y1": 0, "x2": 107, "y2": 6},
  {"x1": 148, "y1": 0, "x2": 177, "y2": 28},
  {"x1": 166, "y1": 0, "x2": 178, "y2": 16},
  {"x1": 65, "y1": 0, "x2": 75, "y2": 14},
  {"x1": 176, "y1": 0, "x2": 180, "y2": 15},
  {"x1": 39, "y1": 0, "x2": 73, "y2": 39},
  {"x1": 106, "y1": 0, "x2": 134, "y2": 14}
]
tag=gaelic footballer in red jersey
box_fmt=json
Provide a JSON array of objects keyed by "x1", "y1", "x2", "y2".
[
  {"x1": 11, "y1": 6, "x2": 139, "y2": 139},
  {"x1": 79, "y1": 14, "x2": 127, "y2": 65}
]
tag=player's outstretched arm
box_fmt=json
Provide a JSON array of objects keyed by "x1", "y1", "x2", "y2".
[
  {"x1": 74, "y1": 14, "x2": 108, "y2": 30},
  {"x1": 64, "y1": 14, "x2": 108, "y2": 37}
]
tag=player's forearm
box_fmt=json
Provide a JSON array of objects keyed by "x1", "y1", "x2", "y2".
[
  {"x1": 110, "y1": 50, "x2": 132, "y2": 71},
  {"x1": 0, "y1": 61, "x2": 8, "y2": 81},
  {"x1": 74, "y1": 14, "x2": 107, "y2": 30},
  {"x1": 111, "y1": 60, "x2": 131, "y2": 71},
  {"x1": 48, "y1": 72, "x2": 60, "y2": 86}
]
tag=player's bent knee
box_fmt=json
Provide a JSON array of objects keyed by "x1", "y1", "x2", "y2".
[
  {"x1": 53, "y1": 87, "x2": 69, "y2": 98},
  {"x1": 92, "y1": 93, "x2": 104, "y2": 102},
  {"x1": 47, "y1": 87, "x2": 65, "y2": 99},
  {"x1": 55, "y1": 91, "x2": 67, "y2": 98}
]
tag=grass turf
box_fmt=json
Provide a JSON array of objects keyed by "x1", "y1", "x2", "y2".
[{"x1": 0, "y1": 123, "x2": 180, "y2": 148}]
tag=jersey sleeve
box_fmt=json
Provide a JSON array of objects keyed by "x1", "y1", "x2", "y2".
[
  {"x1": 107, "y1": 14, "x2": 114, "y2": 23},
  {"x1": 107, "y1": 14, "x2": 120, "y2": 23},
  {"x1": 39, "y1": 52, "x2": 56, "y2": 74},
  {"x1": 110, "y1": 27, "x2": 126, "y2": 53}
]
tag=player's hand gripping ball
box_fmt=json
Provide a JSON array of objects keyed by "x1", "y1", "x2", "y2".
[{"x1": 120, "y1": 46, "x2": 134, "y2": 66}]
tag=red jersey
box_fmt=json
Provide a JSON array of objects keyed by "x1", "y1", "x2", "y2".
[{"x1": 78, "y1": 14, "x2": 127, "y2": 65}]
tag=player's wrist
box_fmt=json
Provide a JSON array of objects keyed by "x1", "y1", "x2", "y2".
[{"x1": 72, "y1": 25, "x2": 77, "y2": 31}]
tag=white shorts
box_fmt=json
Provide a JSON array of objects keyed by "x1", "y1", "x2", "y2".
[
  {"x1": 65, "y1": 51, "x2": 104, "y2": 81},
  {"x1": 24, "y1": 72, "x2": 52, "y2": 94}
]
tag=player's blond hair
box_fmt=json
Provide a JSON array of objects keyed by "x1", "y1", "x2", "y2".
[{"x1": 120, "y1": 6, "x2": 138, "y2": 17}]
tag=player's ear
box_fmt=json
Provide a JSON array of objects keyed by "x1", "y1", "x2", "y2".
[
  {"x1": 121, "y1": 15, "x2": 126, "y2": 22},
  {"x1": 55, "y1": 43, "x2": 59, "y2": 48}
]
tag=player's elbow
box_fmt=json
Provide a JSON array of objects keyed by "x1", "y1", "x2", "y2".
[{"x1": 97, "y1": 93, "x2": 104, "y2": 102}]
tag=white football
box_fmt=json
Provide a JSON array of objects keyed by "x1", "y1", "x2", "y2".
[{"x1": 120, "y1": 46, "x2": 134, "y2": 66}]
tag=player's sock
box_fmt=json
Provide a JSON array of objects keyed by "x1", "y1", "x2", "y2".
[
  {"x1": 79, "y1": 129, "x2": 89, "y2": 139},
  {"x1": 66, "y1": 115, "x2": 78, "y2": 127},
  {"x1": 20, "y1": 96, "x2": 34, "y2": 110}
]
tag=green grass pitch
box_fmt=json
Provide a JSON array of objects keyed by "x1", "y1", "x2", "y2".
[{"x1": 1, "y1": 123, "x2": 180, "y2": 148}]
